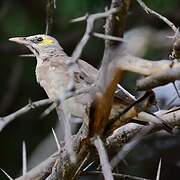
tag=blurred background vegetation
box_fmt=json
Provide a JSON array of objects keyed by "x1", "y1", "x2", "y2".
[{"x1": 0, "y1": 0, "x2": 180, "y2": 179}]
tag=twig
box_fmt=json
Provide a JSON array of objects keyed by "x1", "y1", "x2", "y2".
[{"x1": 136, "y1": 0, "x2": 178, "y2": 32}]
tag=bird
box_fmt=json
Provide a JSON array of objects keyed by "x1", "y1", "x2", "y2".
[
  {"x1": 9, "y1": 34, "x2": 134, "y2": 124},
  {"x1": 9, "y1": 34, "x2": 173, "y2": 135}
]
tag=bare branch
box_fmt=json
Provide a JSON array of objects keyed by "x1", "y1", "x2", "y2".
[
  {"x1": 0, "y1": 86, "x2": 91, "y2": 133},
  {"x1": 0, "y1": 99, "x2": 52, "y2": 133}
]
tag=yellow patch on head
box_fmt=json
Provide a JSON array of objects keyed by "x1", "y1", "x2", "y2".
[{"x1": 39, "y1": 38, "x2": 54, "y2": 45}]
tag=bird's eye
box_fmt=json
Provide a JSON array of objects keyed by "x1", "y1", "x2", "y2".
[{"x1": 37, "y1": 37, "x2": 43, "y2": 42}]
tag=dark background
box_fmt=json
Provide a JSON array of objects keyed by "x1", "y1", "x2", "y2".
[{"x1": 0, "y1": 0, "x2": 180, "y2": 179}]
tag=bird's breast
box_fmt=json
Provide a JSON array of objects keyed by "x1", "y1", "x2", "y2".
[{"x1": 36, "y1": 62, "x2": 69, "y2": 99}]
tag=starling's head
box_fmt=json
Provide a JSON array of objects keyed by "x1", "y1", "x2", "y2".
[{"x1": 9, "y1": 34, "x2": 63, "y2": 58}]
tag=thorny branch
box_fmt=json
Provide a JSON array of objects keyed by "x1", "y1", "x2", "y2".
[
  {"x1": 136, "y1": 0, "x2": 178, "y2": 33},
  {"x1": 0, "y1": 86, "x2": 91, "y2": 133},
  {"x1": 15, "y1": 107, "x2": 180, "y2": 180}
]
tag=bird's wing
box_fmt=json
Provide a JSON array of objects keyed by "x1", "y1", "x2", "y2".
[
  {"x1": 78, "y1": 59, "x2": 135, "y2": 106},
  {"x1": 77, "y1": 59, "x2": 98, "y2": 84}
]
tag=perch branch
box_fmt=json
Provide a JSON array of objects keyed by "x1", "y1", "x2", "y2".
[{"x1": 16, "y1": 107, "x2": 180, "y2": 180}]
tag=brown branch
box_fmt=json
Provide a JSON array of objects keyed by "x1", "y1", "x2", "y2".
[{"x1": 88, "y1": 0, "x2": 131, "y2": 137}]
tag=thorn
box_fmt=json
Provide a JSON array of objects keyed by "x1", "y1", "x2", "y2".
[
  {"x1": 70, "y1": 13, "x2": 89, "y2": 23},
  {"x1": 19, "y1": 54, "x2": 35, "y2": 57},
  {"x1": 156, "y1": 159, "x2": 162, "y2": 180},
  {"x1": 83, "y1": 161, "x2": 94, "y2": 172},
  {"x1": 52, "y1": 128, "x2": 61, "y2": 151},
  {"x1": 0, "y1": 169, "x2": 13, "y2": 180},
  {"x1": 28, "y1": 98, "x2": 36, "y2": 109},
  {"x1": 93, "y1": 32, "x2": 124, "y2": 42},
  {"x1": 22, "y1": 141, "x2": 27, "y2": 175}
]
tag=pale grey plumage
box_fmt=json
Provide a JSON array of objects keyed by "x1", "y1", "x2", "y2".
[{"x1": 9, "y1": 34, "x2": 134, "y2": 121}]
